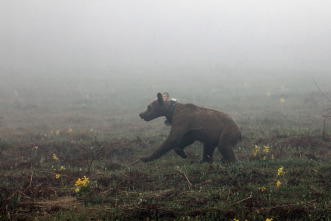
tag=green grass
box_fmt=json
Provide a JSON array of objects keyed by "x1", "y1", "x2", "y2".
[
  {"x1": 0, "y1": 73, "x2": 330, "y2": 220},
  {"x1": 0, "y1": 131, "x2": 330, "y2": 220}
]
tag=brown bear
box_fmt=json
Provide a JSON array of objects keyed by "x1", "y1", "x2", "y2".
[{"x1": 139, "y1": 92, "x2": 241, "y2": 163}]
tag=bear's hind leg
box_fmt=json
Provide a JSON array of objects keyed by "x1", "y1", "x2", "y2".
[
  {"x1": 201, "y1": 143, "x2": 216, "y2": 163},
  {"x1": 217, "y1": 143, "x2": 238, "y2": 162}
]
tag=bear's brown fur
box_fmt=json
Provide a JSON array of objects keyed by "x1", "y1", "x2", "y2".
[{"x1": 139, "y1": 92, "x2": 241, "y2": 163}]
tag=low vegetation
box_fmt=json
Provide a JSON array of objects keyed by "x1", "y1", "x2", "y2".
[{"x1": 0, "y1": 73, "x2": 330, "y2": 220}]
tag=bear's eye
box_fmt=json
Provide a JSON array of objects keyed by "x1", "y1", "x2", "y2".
[{"x1": 148, "y1": 105, "x2": 151, "y2": 111}]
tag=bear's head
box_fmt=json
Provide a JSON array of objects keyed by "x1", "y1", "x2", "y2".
[{"x1": 139, "y1": 92, "x2": 169, "y2": 121}]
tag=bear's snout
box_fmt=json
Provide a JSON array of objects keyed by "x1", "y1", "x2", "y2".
[{"x1": 139, "y1": 112, "x2": 151, "y2": 121}]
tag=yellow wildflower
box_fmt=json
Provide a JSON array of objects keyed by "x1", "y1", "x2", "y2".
[
  {"x1": 75, "y1": 178, "x2": 83, "y2": 186},
  {"x1": 34, "y1": 145, "x2": 39, "y2": 150},
  {"x1": 82, "y1": 176, "x2": 90, "y2": 186},
  {"x1": 56, "y1": 129, "x2": 60, "y2": 135},
  {"x1": 60, "y1": 165, "x2": 66, "y2": 171},
  {"x1": 67, "y1": 128, "x2": 73, "y2": 134},
  {"x1": 263, "y1": 156, "x2": 267, "y2": 160},
  {"x1": 277, "y1": 180, "x2": 281, "y2": 188},
  {"x1": 233, "y1": 219, "x2": 239, "y2": 221},
  {"x1": 271, "y1": 154, "x2": 275, "y2": 160},
  {"x1": 280, "y1": 98, "x2": 286, "y2": 104},
  {"x1": 263, "y1": 146, "x2": 270, "y2": 154},
  {"x1": 56, "y1": 174, "x2": 60, "y2": 179},
  {"x1": 253, "y1": 145, "x2": 260, "y2": 157},
  {"x1": 75, "y1": 176, "x2": 90, "y2": 187},
  {"x1": 278, "y1": 166, "x2": 285, "y2": 176},
  {"x1": 52, "y1": 154, "x2": 59, "y2": 161},
  {"x1": 75, "y1": 188, "x2": 80, "y2": 193},
  {"x1": 261, "y1": 186, "x2": 266, "y2": 192},
  {"x1": 266, "y1": 219, "x2": 273, "y2": 221}
]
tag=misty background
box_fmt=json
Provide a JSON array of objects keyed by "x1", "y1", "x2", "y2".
[{"x1": 0, "y1": 0, "x2": 331, "y2": 138}]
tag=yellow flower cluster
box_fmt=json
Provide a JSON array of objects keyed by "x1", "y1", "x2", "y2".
[
  {"x1": 52, "y1": 154, "x2": 59, "y2": 161},
  {"x1": 253, "y1": 145, "x2": 274, "y2": 160},
  {"x1": 277, "y1": 166, "x2": 285, "y2": 176},
  {"x1": 52, "y1": 154, "x2": 66, "y2": 179},
  {"x1": 276, "y1": 166, "x2": 285, "y2": 188},
  {"x1": 253, "y1": 145, "x2": 260, "y2": 157},
  {"x1": 262, "y1": 146, "x2": 270, "y2": 160},
  {"x1": 263, "y1": 146, "x2": 270, "y2": 154},
  {"x1": 75, "y1": 176, "x2": 90, "y2": 193},
  {"x1": 75, "y1": 176, "x2": 90, "y2": 187}
]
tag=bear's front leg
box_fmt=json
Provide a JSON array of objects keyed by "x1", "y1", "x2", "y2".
[
  {"x1": 173, "y1": 136, "x2": 195, "y2": 159},
  {"x1": 173, "y1": 148, "x2": 187, "y2": 159},
  {"x1": 140, "y1": 138, "x2": 176, "y2": 162}
]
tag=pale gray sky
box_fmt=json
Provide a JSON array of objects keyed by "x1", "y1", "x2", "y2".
[{"x1": 1, "y1": 0, "x2": 331, "y2": 75}]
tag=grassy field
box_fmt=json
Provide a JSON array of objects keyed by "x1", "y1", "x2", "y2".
[{"x1": 0, "y1": 71, "x2": 330, "y2": 220}]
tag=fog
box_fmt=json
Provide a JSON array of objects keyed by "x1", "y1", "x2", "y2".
[
  {"x1": 2, "y1": 3, "x2": 331, "y2": 219},
  {"x1": 0, "y1": 0, "x2": 331, "y2": 137},
  {"x1": 1, "y1": 0, "x2": 331, "y2": 75}
]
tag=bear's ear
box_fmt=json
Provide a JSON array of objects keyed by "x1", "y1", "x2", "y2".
[
  {"x1": 157, "y1": 93, "x2": 164, "y2": 105},
  {"x1": 162, "y1": 92, "x2": 169, "y2": 101}
]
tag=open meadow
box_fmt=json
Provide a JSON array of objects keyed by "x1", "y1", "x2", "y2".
[{"x1": 0, "y1": 71, "x2": 330, "y2": 220}]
